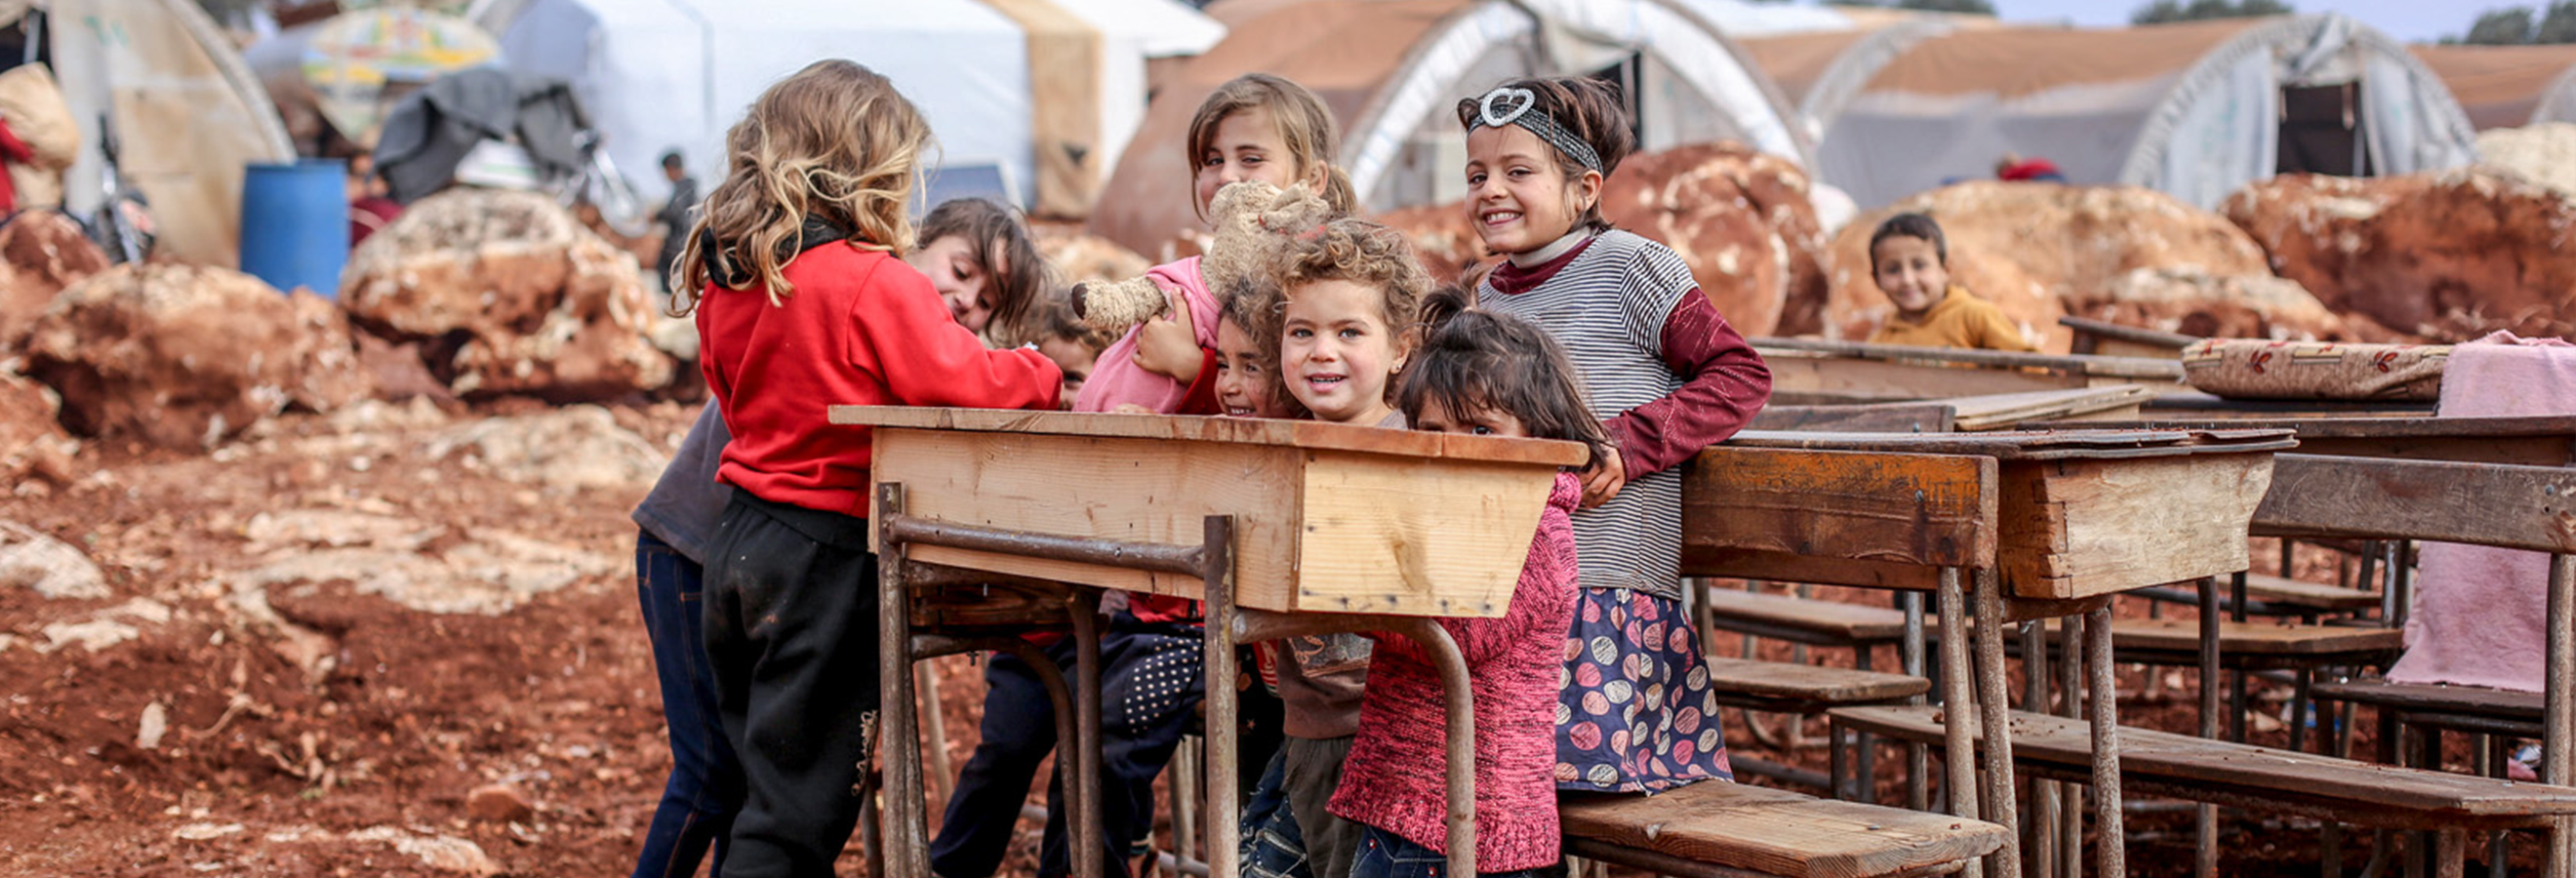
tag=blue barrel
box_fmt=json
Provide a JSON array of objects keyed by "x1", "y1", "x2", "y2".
[{"x1": 239, "y1": 159, "x2": 350, "y2": 298}]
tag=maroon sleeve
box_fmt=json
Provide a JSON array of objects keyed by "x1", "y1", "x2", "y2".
[
  {"x1": 1174, "y1": 347, "x2": 1222, "y2": 417},
  {"x1": 1602, "y1": 293, "x2": 1772, "y2": 479}
]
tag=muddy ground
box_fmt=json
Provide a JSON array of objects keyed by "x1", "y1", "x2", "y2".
[{"x1": 0, "y1": 399, "x2": 2524, "y2": 876}]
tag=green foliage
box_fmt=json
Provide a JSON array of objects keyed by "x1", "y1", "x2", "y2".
[
  {"x1": 2450, "y1": 3, "x2": 2576, "y2": 44},
  {"x1": 2130, "y1": 0, "x2": 2295, "y2": 24}
]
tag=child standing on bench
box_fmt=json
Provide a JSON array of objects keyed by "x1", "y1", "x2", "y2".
[
  {"x1": 1864, "y1": 212, "x2": 2035, "y2": 352},
  {"x1": 1327, "y1": 289, "x2": 1597, "y2": 878},
  {"x1": 673, "y1": 60, "x2": 1065, "y2": 877},
  {"x1": 1455, "y1": 76, "x2": 1772, "y2": 795}
]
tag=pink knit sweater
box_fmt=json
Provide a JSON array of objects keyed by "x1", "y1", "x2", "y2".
[{"x1": 1327, "y1": 472, "x2": 1581, "y2": 871}]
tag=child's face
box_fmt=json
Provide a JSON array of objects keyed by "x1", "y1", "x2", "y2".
[
  {"x1": 1195, "y1": 107, "x2": 1310, "y2": 217},
  {"x1": 906, "y1": 234, "x2": 998, "y2": 333},
  {"x1": 1214, "y1": 314, "x2": 1284, "y2": 418},
  {"x1": 1464, "y1": 124, "x2": 1596, "y2": 257},
  {"x1": 1871, "y1": 234, "x2": 1949, "y2": 317},
  {"x1": 1411, "y1": 397, "x2": 1529, "y2": 439},
  {"x1": 1036, "y1": 335, "x2": 1099, "y2": 409},
  {"x1": 1281, "y1": 279, "x2": 1405, "y2": 425}
]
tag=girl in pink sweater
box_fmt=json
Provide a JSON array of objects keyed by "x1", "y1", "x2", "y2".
[{"x1": 1328, "y1": 288, "x2": 1604, "y2": 877}]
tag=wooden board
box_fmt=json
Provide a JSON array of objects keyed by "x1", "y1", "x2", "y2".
[
  {"x1": 830, "y1": 406, "x2": 1590, "y2": 467},
  {"x1": 1749, "y1": 402, "x2": 1957, "y2": 434},
  {"x1": 2099, "y1": 618, "x2": 2403, "y2": 657},
  {"x1": 2239, "y1": 573, "x2": 2383, "y2": 612},
  {"x1": 2059, "y1": 315, "x2": 2196, "y2": 356},
  {"x1": 1685, "y1": 446, "x2": 1997, "y2": 572},
  {"x1": 1558, "y1": 776, "x2": 2005, "y2": 878},
  {"x1": 1763, "y1": 351, "x2": 2092, "y2": 404},
  {"x1": 2000, "y1": 453, "x2": 2274, "y2": 598},
  {"x1": 2309, "y1": 679, "x2": 2545, "y2": 720},
  {"x1": 1830, "y1": 704, "x2": 2576, "y2": 819},
  {"x1": 1727, "y1": 427, "x2": 2298, "y2": 462},
  {"x1": 1753, "y1": 338, "x2": 2188, "y2": 379},
  {"x1": 1948, "y1": 386, "x2": 2156, "y2": 432},
  {"x1": 1289, "y1": 449, "x2": 1548, "y2": 617},
  {"x1": 1684, "y1": 551, "x2": 1944, "y2": 591},
  {"x1": 1704, "y1": 589, "x2": 1911, "y2": 642},
  {"x1": 2255, "y1": 454, "x2": 2576, "y2": 553},
  {"x1": 2026, "y1": 416, "x2": 2576, "y2": 466},
  {"x1": 1705, "y1": 658, "x2": 1931, "y2": 705}
]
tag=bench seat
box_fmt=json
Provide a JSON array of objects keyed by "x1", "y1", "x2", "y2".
[
  {"x1": 1559, "y1": 778, "x2": 2006, "y2": 878},
  {"x1": 1705, "y1": 658, "x2": 1929, "y2": 714},
  {"x1": 1704, "y1": 589, "x2": 1910, "y2": 647}
]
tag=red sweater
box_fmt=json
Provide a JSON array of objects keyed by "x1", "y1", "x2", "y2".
[
  {"x1": 696, "y1": 242, "x2": 1062, "y2": 514},
  {"x1": 1328, "y1": 472, "x2": 1582, "y2": 871}
]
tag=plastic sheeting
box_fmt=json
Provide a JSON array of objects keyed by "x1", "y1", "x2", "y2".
[{"x1": 2410, "y1": 43, "x2": 2576, "y2": 130}]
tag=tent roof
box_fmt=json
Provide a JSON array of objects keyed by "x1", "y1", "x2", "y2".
[
  {"x1": 1740, "y1": 27, "x2": 1871, "y2": 106},
  {"x1": 1859, "y1": 17, "x2": 2261, "y2": 100},
  {"x1": 2409, "y1": 43, "x2": 2576, "y2": 130},
  {"x1": 1049, "y1": 0, "x2": 1226, "y2": 58},
  {"x1": 1671, "y1": 0, "x2": 1852, "y2": 39}
]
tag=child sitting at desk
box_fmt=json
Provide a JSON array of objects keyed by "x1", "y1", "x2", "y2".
[{"x1": 1865, "y1": 212, "x2": 2036, "y2": 352}]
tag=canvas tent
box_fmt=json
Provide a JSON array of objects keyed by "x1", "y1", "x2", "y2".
[
  {"x1": 471, "y1": 0, "x2": 1222, "y2": 218},
  {"x1": 1767, "y1": 15, "x2": 2475, "y2": 211},
  {"x1": 1738, "y1": 18, "x2": 1958, "y2": 140},
  {"x1": 2410, "y1": 44, "x2": 2576, "y2": 130},
  {"x1": 42, "y1": 0, "x2": 296, "y2": 267},
  {"x1": 1089, "y1": 0, "x2": 1811, "y2": 256}
]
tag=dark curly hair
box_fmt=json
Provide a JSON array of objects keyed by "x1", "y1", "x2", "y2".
[{"x1": 1397, "y1": 286, "x2": 1611, "y2": 470}]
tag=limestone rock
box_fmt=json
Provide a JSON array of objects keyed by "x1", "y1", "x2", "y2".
[
  {"x1": 286, "y1": 291, "x2": 377, "y2": 413},
  {"x1": 341, "y1": 188, "x2": 674, "y2": 401},
  {"x1": 2474, "y1": 123, "x2": 2576, "y2": 200},
  {"x1": 20, "y1": 264, "x2": 318, "y2": 449},
  {"x1": 0, "y1": 368, "x2": 74, "y2": 484},
  {"x1": 464, "y1": 783, "x2": 536, "y2": 823},
  {"x1": 0, "y1": 212, "x2": 108, "y2": 350},
  {"x1": 1826, "y1": 182, "x2": 2277, "y2": 351},
  {"x1": 426, "y1": 405, "x2": 667, "y2": 495},
  {"x1": 0, "y1": 518, "x2": 106, "y2": 599},
  {"x1": 2221, "y1": 170, "x2": 2576, "y2": 341},
  {"x1": 2067, "y1": 267, "x2": 2349, "y2": 341}
]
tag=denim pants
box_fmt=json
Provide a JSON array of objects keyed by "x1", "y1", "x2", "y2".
[
  {"x1": 632, "y1": 531, "x2": 745, "y2": 878},
  {"x1": 1349, "y1": 823, "x2": 1563, "y2": 878}
]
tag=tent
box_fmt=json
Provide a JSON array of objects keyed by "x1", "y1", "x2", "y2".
[
  {"x1": 46, "y1": 0, "x2": 296, "y2": 267},
  {"x1": 1089, "y1": 0, "x2": 1812, "y2": 256},
  {"x1": 1737, "y1": 18, "x2": 1958, "y2": 140},
  {"x1": 470, "y1": 0, "x2": 1223, "y2": 218},
  {"x1": 1752, "y1": 15, "x2": 2476, "y2": 211},
  {"x1": 2410, "y1": 44, "x2": 2576, "y2": 130}
]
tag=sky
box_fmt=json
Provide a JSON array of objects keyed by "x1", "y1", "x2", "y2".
[{"x1": 1975, "y1": 0, "x2": 2482, "y2": 43}]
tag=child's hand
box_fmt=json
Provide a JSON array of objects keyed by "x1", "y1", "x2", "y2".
[
  {"x1": 1132, "y1": 289, "x2": 1202, "y2": 383},
  {"x1": 1580, "y1": 447, "x2": 1627, "y2": 509}
]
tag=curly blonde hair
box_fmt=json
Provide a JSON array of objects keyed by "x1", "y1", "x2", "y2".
[
  {"x1": 1279, "y1": 217, "x2": 1431, "y2": 332},
  {"x1": 669, "y1": 60, "x2": 931, "y2": 314}
]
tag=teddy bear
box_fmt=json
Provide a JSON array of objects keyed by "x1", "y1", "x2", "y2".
[{"x1": 1069, "y1": 179, "x2": 1335, "y2": 332}]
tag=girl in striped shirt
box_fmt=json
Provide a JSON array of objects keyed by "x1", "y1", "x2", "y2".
[{"x1": 1455, "y1": 76, "x2": 1774, "y2": 794}]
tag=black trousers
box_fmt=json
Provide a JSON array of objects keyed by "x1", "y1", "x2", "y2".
[{"x1": 702, "y1": 492, "x2": 879, "y2": 878}]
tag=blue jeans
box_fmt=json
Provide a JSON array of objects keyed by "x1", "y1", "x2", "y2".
[
  {"x1": 1349, "y1": 823, "x2": 1562, "y2": 878},
  {"x1": 632, "y1": 532, "x2": 745, "y2": 878}
]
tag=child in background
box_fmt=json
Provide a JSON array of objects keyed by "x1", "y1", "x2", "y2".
[
  {"x1": 1329, "y1": 289, "x2": 1601, "y2": 878},
  {"x1": 1081, "y1": 73, "x2": 1357, "y2": 416},
  {"x1": 1458, "y1": 76, "x2": 1772, "y2": 794},
  {"x1": 1212, "y1": 276, "x2": 1303, "y2": 419},
  {"x1": 1034, "y1": 288, "x2": 1115, "y2": 407},
  {"x1": 673, "y1": 60, "x2": 1062, "y2": 877},
  {"x1": 907, "y1": 197, "x2": 1051, "y2": 348},
  {"x1": 1864, "y1": 213, "x2": 2035, "y2": 352}
]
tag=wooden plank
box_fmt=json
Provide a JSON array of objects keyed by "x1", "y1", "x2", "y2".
[
  {"x1": 1289, "y1": 450, "x2": 1551, "y2": 617},
  {"x1": 2022, "y1": 416, "x2": 2576, "y2": 466},
  {"x1": 1685, "y1": 446, "x2": 1997, "y2": 570},
  {"x1": 2239, "y1": 573, "x2": 2383, "y2": 612},
  {"x1": 2099, "y1": 618, "x2": 2403, "y2": 657},
  {"x1": 1684, "y1": 550, "x2": 1944, "y2": 590},
  {"x1": 1557, "y1": 776, "x2": 2006, "y2": 878},
  {"x1": 1999, "y1": 453, "x2": 2273, "y2": 598},
  {"x1": 1728, "y1": 428, "x2": 2298, "y2": 462},
  {"x1": 2059, "y1": 315, "x2": 2198, "y2": 353},
  {"x1": 1764, "y1": 352, "x2": 2091, "y2": 404},
  {"x1": 830, "y1": 406, "x2": 1590, "y2": 467},
  {"x1": 2254, "y1": 454, "x2": 2576, "y2": 553},
  {"x1": 2309, "y1": 679, "x2": 2545, "y2": 720},
  {"x1": 1704, "y1": 589, "x2": 1911, "y2": 642},
  {"x1": 1749, "y1": 402, "x2": 1958, "y2": 434},
  {"x1": 1830, "y1": 704, "x2": 2576, "y2": 818},
  {"x1": 1705, "y1": 658, "x2": 1932, "y2": 705},
  {"x1": 1949, "y1": 386, "x2": 2159, "y2": 431},
  {"x1": 1753, "y1": 338, "x2": 2188, "y2": 379}
]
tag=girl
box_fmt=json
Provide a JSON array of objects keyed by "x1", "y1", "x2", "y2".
[
  {"x1": 1456, "y1": 76, "x2": 1773, "y2": 794},
  {"x1": 672, "y1": 60, "x2": 1062, "y2": 876},
  {"x1": 908, "y1": 196, "x2": 1053, "y2": 348},
  {"x1": 1081, "y1": 72, "x2": 1356, "y2": 416},
  {"x1": 1211, "y1": 275, "x2": 1303, "y2": 419},
  {"x1": 1328, "y1": 288, "x2": 1603, "y2": 878}
]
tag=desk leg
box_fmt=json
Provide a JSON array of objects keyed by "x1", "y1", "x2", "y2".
[
  {"x1": 1938, "y1": 568, "x2": 1982, "y2": 837},
  {"x1": 1392, "y1": 619, "x2": 1478, "y2": 878},
  {"x1": 1973, "y1": 572, "x2": 2023, "y2": 878},
  {"x1": 2025, "y1": 620, "x2": 2058, "y2": 878},
  {"x1": 1201, "y1": 517, "x2": 1241, "y2": 878},
  {"x1": 878, "y1": 484, "x2": 928, "y2": 878},
  {"x1": 1070, "y1": 592, "x2": 1106, "y2": 878},
  {"x1": 2059, "y1": 612, "x2": 2083, "y2": 878},
  {"x1": 2085, "y1": 604, "x2": 2126, "y2": 878},
  {"x1": 2196, "y1": 578, "x2": 2221, "y2": 878},
  {"x1": 1904, "y1": 592, "x2": 1929, "y2": 813},
  {"x1": 2544, "y1": 554, "x2": 2574, "y2": 878}
]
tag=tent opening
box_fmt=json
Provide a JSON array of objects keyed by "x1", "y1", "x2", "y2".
[
  {"x1": 1588, "y1": 52, "x2": 1646, "y2": 148},
  {"x1": 2277, "y1": 81, "x2": 2370, "y2": 177}
]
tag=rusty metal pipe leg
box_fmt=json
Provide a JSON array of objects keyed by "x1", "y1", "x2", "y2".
[
  {"x1": 1938, "y1": 569, "x2": 1982, "y2": 829},
  {"x1": 877, "y1": 483, "x2": 930, "y2": 878},
  {"x1": 2025, "y1": 619, "x2": 2058, "y2": 878},
  {"x1": 1070, "y1": 592, "x2": 1107, "y2": 878},
  {"x1": 1201, "y1": 517, "x2": 1242, "y2": 878},
  {"x1": 2198, "y1": 578, "x2": 2222, "y2": 878},
  {"x1": 1904, "y1": 591, "x2": 1930, "y2": 813},
  {"x1": 2546, "y1": 554, "x2": 2575, "y2": 878},
  {"x1": 2061, "y1": 614, "x2": 2083, "y2": 878},
  {"x1": 1394, "y1": 618, "x2": 1479, "y2": 878},
  {"x1": 2086, "y1": 604, "x2": 2127, "y2": 878},
  {"x1": 1973, "y1": 571, "x2": 2023, "y2": 878}
]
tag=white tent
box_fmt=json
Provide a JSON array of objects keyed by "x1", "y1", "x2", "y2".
[
  {"x1": 471, "y1": 0, "x2": 1222, "y2": 218},
  {"x1": 1754, "y1": 14, "x2": 2476, "y2": 211},
  {"x1": 2411, "y1": 43, "x2": 2576, "y2": 130}
]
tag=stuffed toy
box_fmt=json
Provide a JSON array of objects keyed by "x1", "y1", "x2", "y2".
[{"x1": 1070, "y1": 179, "x2": 1334, "y2": 331}]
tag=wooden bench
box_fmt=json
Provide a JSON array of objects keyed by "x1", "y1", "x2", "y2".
[
  {"x1": 1705, "y1": 588, "x2": 1911, "y2": 649},
  {"x1": 1706, "y1": 657, "x2": 1932, "y2": 797},
  {"x1": 2132, "y1": 572, "x2": 2385, "y2": 618},
  {"x1": 1559, "y1": 779, "x2": 2007, "y2": 878}
]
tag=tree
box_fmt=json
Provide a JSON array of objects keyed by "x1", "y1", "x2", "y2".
[
  {"x1": 2464, "y1": 6, "x2": 2540, "y2": 44},
  {"x1": 2131, "y1": 0, "x2": 2294, "y2": 24},
  {"x1": 2539, "y1": 0, "x2": 2576, "y2": 42},
  {"x1": 1894, "y1": 0, "x2": 1997, "y2": 12}
]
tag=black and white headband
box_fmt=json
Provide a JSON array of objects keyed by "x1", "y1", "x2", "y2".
[{"x1": 1466, "y1": 86, "x2": 1602, "y2": 174}]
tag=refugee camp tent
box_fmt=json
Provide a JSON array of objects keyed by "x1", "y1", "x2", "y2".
[
  {"x1": 471, "y1": 0, "x2": 1223, "y2": 218},
  {"x1": 1770, "y1": 15, "x2": 2475, "y2": 211},
  {"x1": 45, "y1": 0, "x2": 296, "y2": 268},
  {"x1": 1738, "y1": 18, "x2": 1959, "y2": 140},
  {"x1": 2410, "y1": 43, "x2": 2576, "y2": 130},
  {"x1": 1089, "y1": 0, "x2": 1812, "y2": 256}
]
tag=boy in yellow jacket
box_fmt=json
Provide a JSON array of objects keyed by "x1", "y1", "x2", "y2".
[{"x1": 1865, "y1": 213, "x2": 2035, "y2": 352}]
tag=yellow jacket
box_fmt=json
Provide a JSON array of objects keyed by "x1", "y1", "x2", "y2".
[{"x1": 1869, "y1": 287, "x2": 2035, "y2": 352}]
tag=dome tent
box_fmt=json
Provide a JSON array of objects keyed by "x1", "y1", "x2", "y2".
[
  {"x1": 2410, "y1": 43, "x2": 2576, "y2": 130},
  {"x1": 1769, "y1": 14, "x2": 2475, "y2": 211},
  {"x1": 1087, "y1": 0, "x2": 1812, "y2": 256}
]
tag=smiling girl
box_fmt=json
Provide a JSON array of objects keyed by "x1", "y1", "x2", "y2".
[{"x1": 905, "y1": 197, "x2": 1051, "y2": 347}]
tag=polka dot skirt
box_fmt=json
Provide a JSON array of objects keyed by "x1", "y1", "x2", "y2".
[{"x1": 1552, "y1": 587, "x2": 1733, "y2": 792}]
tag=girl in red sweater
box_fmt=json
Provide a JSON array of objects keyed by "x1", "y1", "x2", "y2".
[
  {"x1": 1328, "y1": 288, "x2": 1603, "y2": 878},
  {"x1": 669, "y1": 60, "x2": 1063, "y2": 878}
]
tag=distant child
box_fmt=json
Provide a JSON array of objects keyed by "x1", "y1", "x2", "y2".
[
  {"x1": 1212, "y1": 276, "x2": 1303, "y2": 419},
  {"x1": 671, "y1": 60, "x2": 1063, "y2": 876},
  {"x1": 1864, "y1": 212, "x2": 2035, "y2": 352},
  {"x1": 1034, "y1": 288, "x2": 1116, "y2": 406},
  {"x1": 1326, "y1": 288, "x2": 1593, "y2": 878},
  {"x1": 907, "y1": 197, "x2": 1051, "y2": 348},
  {"x1": 1458, "y1": 77, "x2": 1772, "y2": 794},
  {"x1": 656, "y1": 149, "x2": 699, "y2": 287},
  {"x1": 1083, "y1": 72, "x2": 1358, "y2": 417}
]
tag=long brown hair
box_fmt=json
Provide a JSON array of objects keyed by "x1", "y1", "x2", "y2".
[
  {"x1": 919, "y1": 197, "x2": 1051, "y2": 347},
  {"x1": 669, "y1": 60, "x2": 931, "y2": 314},
  {"x1": 1455, "y1": 76, "x2": 1635, "y2": 234},
  {"x1": 1186, "y1": 73, "x2": 1357, "y2": 220}
]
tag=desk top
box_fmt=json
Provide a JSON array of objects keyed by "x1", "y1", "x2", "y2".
[
  {"x1": 2030, "y1": 415, "x2": 2576, "y2": 439},
  {"x1": 829, "y1": 406, "x2": 1590, "y2": 468},
  {"x1": 1725, "y1": 427, "x2": 2297, "y2": 461}
]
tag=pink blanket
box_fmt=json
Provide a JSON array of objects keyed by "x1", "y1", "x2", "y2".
[
  {"x1": 1071, "y1": 257, "x2": 1220, "y2": 414},
  {"x1": 2386, "y1": 331, "x2": 2576, "y2": 693}
]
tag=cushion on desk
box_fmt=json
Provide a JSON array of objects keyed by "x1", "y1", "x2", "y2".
[{"x1": 1558, "y1": 778, "x2": 2005, "y2": 878}]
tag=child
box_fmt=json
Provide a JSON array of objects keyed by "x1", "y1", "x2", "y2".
[
  {"x1": 1212, "y1": 275, "x2": 1303, "y2": 419},
  {"x1": 671, "y1": 60, "x2": 1063, "y2": 876},
  {"x1": 1457, "y1": 77, "x2": 1772, "y2": 794},
  {"x1": 1081, "y1": 72, "x2": 1356, "y2": 416},
  {"x1": 1864, "y1": 212, "x2": 2035, "y2": 352},
  {"x1": 1329, "y1": 288, "x2": 1601, "y2": 878},
  {"x1": 1034, "y1": 288, "x2": 1115, "y2": 407},
  {"x1": 907, "y1": 197, "x2": 1052, "y2": 348}
]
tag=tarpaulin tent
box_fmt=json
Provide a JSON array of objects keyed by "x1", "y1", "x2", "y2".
[
  {"x1": 470, "y1": 0, "x2": 1222, "y2": 218},
  {"x1": 1089, "y1": 0, "x2": 1812, "y2": 256},
  {"x1": 1766, "y1": 14, "x2": 2475, "y2": 211},
  {"x1": 1738, "y1": 18, "x2": 1958, "y2": 140},
  {"x1": 2410, "y1": 43, "x2": 2576, "y2": 130},
  {"x1": 45, "y1": 0, "x2": 296, "y2": 267}
]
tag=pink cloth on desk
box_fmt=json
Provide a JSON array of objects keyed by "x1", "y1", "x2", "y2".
[
  {"x1": 2387, "y1": 331, "x2": 2576, "y2": 693},
  {"x1": 1072, "y1": 257, "x2": 1221, "y2": 414}
]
